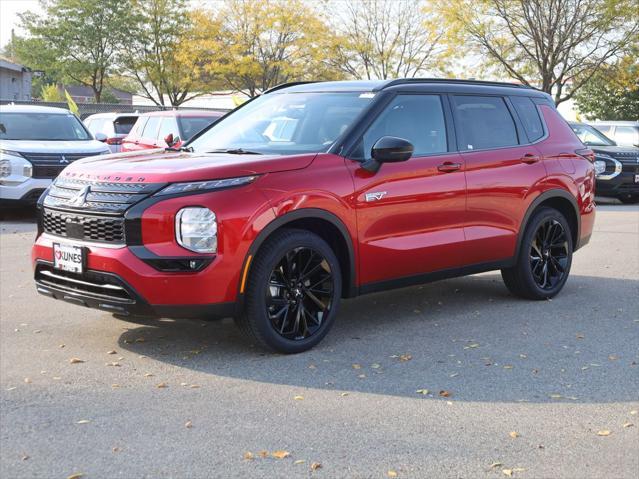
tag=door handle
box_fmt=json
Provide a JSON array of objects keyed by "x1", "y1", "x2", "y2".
[
  {"x1": 437, "y1": 162, "x2": 462, "y2": 173},
  {"x1": 521, "y1": 153, "x2": 540, "y2": 164}
]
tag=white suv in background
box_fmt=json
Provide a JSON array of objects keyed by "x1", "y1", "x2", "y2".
[
  {"x1": 84, "y1": 112, "x2": 139, "y2": 153},
  {"x1": 0, "y1": 105, "x2": 110, "y2": 207},
  {"x1": 590, "y1": 121, "x2": 639, "y2": 147}
]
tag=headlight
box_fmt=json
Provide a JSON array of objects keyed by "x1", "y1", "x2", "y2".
[
  {"x1": 0, "y1": 150, "x2": 32, "y2": 183},
  {"x1": 593, "y1": 160, "x2": 606, "y2": 175},
  {"x1": 176, "y1": 207, "x2": 217, "y2": 253},
  {"x1": 156, "y1": 175, "x2": 258, "y2": 196}
]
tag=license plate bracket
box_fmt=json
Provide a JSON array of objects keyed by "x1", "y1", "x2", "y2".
[{"x1": 53, "y1": 243, "x2": 85, "y2": 274}]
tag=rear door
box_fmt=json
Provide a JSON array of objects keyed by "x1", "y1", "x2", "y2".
[
  {"x1": 347, "y1": 93, "x2": 467, "y2": 287},
  {"x1": 451, "y1": 94, "x2": 547, "y2": 265}
]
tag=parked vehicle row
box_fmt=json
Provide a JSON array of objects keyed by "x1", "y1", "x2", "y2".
[
  {"x1": 84, "y1": 112, "x2": 139, "y2": 153},
  {"x1": 590, "y1": 121, "x2": 639, "y2": 148},
  {"x1": 32, "y1": 79, "x2": 596, "y2": 353},
  {"x1": 570, "y1": 122, "x2": 639, "y2": 204}
]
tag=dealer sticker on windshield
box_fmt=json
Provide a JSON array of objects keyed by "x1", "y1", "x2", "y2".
[{"x1": 53, "y1": 243, "x2": 84, "y2": 273}]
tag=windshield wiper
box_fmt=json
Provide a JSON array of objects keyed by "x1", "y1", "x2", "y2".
[
  {"x1": 207, "y1": 148, "x2": 262, "y2": 155},
  {"x1": 166, "y1": 146, "x2": 194, "y2": 152}
]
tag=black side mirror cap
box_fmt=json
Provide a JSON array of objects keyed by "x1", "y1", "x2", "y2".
[{"x1": 361, "y1": 136, "x2": 414, "y2": 173}]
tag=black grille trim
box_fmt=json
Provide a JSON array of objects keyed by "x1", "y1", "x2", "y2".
[{"x1": 43, "y1": 209, "x2": 125, "y2": 244}]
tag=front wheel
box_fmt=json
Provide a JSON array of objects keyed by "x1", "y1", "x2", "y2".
[
  {"x1": 501, "y1": 207, "x2": 573, "y2": 300},
  {"x1": 236, "y1": 229, "x2": 342, "y2": 353}
]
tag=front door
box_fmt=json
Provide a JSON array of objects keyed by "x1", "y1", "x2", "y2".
[{"x1": 347, "y1": 94, "x2": 467, "y2": 287}]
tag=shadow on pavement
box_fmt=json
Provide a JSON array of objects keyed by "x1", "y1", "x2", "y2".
[{"x1": 116, "y1": 273, "x2": 639, "y2": 404}]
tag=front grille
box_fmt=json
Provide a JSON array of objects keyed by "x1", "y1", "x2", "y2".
[
  {"x1": 43, "y1": 209, "x2": 125, "y2": 243},
  {"x1": 24, "y1": 152, "x2": 105, "y2": 179},
  {"x1": 35, "y1": 264, "x2": 134, "y2": 303}
]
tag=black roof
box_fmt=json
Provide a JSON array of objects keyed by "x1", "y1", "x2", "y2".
[{"x1": 266, "y1": 79, "x2": 547, "y2": 98}]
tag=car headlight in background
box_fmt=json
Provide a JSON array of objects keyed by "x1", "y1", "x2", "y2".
[
  {"x1": 156, "y1": 175, "x2": 258, "y2": 196},
  {"x1": 0, "y1": 149, "x2": 32, "y2": 184},
  {"x1": 175, "y1": 207, "x2": 217, "y2": 253},
  {"x1": 593, "y1": 160, "x2": 606, "y2": 175}
]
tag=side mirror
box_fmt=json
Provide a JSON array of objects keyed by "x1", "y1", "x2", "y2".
[
  {"x1": 164, "y1": 133, "x2": 180, "y2": 147},
  {"x1": 361, "y1": 136, "x2": 414, "y2": 173},
  {"x1": 95, "y1": 132, "x2": 107, "y2": 142}
]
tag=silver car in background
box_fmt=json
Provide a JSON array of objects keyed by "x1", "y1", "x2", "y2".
[
  {"x1": 84, "y1": 112, "x2": 140, "y2": 153},
  {"x1": 589, "y1": 121, "x2": 639, "y2": 147},
  {"x1": 0, "y1": 105, "x2": 110, "y2": 206}
]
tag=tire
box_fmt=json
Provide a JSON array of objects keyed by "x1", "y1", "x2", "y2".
[
  {"x1": 501, "y1": 207, "x2": 573, "y2": 300},
  {"x1": 618, "y1": 195, "x2": 639, "y2": 204},
  {"x1": 235, "y1": 228, "x2": 342, "y2": 353}
]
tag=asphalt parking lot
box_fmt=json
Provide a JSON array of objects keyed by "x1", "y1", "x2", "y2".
[{"x1": 1, "y1": 200, "x2": 638, "y2": 479}]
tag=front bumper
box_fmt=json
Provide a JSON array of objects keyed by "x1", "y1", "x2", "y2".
[
  {"x1": 32, "y1": 234, "x2": 237, "y2": 319},
  {"x1": 595, "y1": 167, "x2": 639, "y2": 198},
  {"x1": 0, "y1": 178, "x2": 51, "y2": 204}
]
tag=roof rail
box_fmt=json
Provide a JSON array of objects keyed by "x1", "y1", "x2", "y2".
[
  {"x1": 379, "y1": 78, "x2": 535, "y2": 90},
  {"x1": 262, "y1": 81, "x2": 318, "y2": 94}
]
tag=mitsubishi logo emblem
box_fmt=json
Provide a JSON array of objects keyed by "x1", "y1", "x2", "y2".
[
  {"x1": 60, "y1": 155, "x2": 69, "y2": 164},
  {"x1": 68, "y1": 185, "x2": 90, "y2": 207}
]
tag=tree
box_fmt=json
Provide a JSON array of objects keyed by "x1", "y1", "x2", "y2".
[
  {"x1": 439, "y1": 0, "x2": 639, "y2": 105},
  {"x1": 41, "y1": 84, "x2": 64, "y2": 102},
  {"x1": 120, "y1": 0, "x2": 218, "y2": 106},
  {"x1": 328, "y1": 0, "x2": 448, "y2": 80},
  {"x1": 205, "y1": 0, "x2": 343, "y2": 97},
  {"x1": 18, "y1": 0, "x2": 132, "y2": 102},
  {"x1": 574, "y1": 48, "x2": 639, "y2": 120}
]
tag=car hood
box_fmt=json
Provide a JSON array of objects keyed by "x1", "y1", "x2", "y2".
[
  {"x1": 589, "y1": 145, "x2": 639, "y2": 156},
  {"x1": 61, "y1": 148, "x2": 317, "y2": 183},
  {"x1": 0, "y1": 139, "x2": 108, "y2": 153}
]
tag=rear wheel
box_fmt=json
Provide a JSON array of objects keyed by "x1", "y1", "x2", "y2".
[
  {"x1": 501, "y1": 207, "x2": 573, "y2": 300},
  {"x1": 236, "y1": 229, "x2": 342, "y2": 353}
]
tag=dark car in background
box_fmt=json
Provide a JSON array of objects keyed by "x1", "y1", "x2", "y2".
[
  {"x1": 121, "y1": 110, "x2": 225, "y2": 152},
  {"x1": 570, "y1": 122, "x2": 639, "y2": 204},
  {"x1": 84, "y1": 113, "x2": 140, "y2": 153}
]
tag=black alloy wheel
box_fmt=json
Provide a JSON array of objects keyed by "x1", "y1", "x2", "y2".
[
  {"x1": 266, "y1": 247, "x2": 334, "y2": 340},
  {"x1": 529, "y1": 218, "x2": 569, "y2": 290}
]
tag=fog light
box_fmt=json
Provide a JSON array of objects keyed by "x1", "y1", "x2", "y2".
[{"x1": 175, "y1": 207, "x2": 217, "y2": 253}]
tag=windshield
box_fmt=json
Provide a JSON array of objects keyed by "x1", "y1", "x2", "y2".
[
  {"x1": 571, "y1": 124, "x2": 616, "y2": 146},
  {"x1": 0, "y1": 112, "x2": 91, "y2": 141},
  {"x1": 188, "y1": 92, "x2": 374, "y2": 155}
]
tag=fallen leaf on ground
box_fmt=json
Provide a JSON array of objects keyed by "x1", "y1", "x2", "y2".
[
  {"x1": 549, "y1": 394, "x2": 563, "y2": 399},
  {"x1": 243, "y1": 451, "x2": 254, "y2": 460},
  {"x1": 608, "y1": 355, "x2": 618, "y2": 361},
  {"x1": 107, "y1": 350, "x2": 117, "y2": 355},
  {"x1": 294, "y1": 395, "x2": 304, "y2": 401},
  {"x1": 357, "y1": 374, "x2": 366, "y2": 378},
  {"x1": 294, "y1": 459, "x2": 305, "y2": 465},
  {"x1": 490, "y1": 462, "x2": 503, "y2": 468},
  {"x1": 503, "y1": 365, "x2": 514, "y2": 369},
  {"x1": 156, "y1": 382, "x2": 168, "y2": 388},
  {"x1": 388, "y1": 470, "x2": 398, "y2": 478},
  {"x1": 502, "y1": 469, "x2": 513, "y2": 477},
  {"x1": 272, "y1": 450, "x2": 290, "y2": 459},
  {"x1": 340, "y1": 392, "x2": 349, "y2": 397},
  {"x1": 21, "y1": 455, "x2": 29, "y2": 461},
  {"x1": 76, "y1": 420, "x2": 90, "y2": 424},
  {"x1": 439, "y1": 390, "x2": 452, "y2": 397},
  {"x1": 371, "y1": 363, "x2": 381, "y2": 369},
  {"x1": 67, "y1": 474, "x2": 83, "y2": 479},
  {"x1": 69, "y1": 358, "x2": 85, "y2": 364},
  {"x1": 311, "y1": 462, "x2": 322, "y2": 470},
  {"x1": 24, "y1": 378, "x2": 31, "y2": 384},
  {"x1": 185, "y1": 420, "x2": 193, "y2": 429},
  {"x1": 623, "y1": 422, "x2": 633, "y2": 428},
  {"x1": 258, "y1": 450, "x2": 268, "y2": 458},
  {"x1": 308, "y1": 364, "x2": 316, "y2": 369},
  {"x1": 144, "y1": 373, "x2": 154, "y2": 377},
  {"x1": 597, "y1": 430, "x2": 611, "y2": 436},
  {"x1": 630, "y1": 410, "x2": 637, "y2": 415},
  {"x1": 189, "y1": 384, "x2": 200, "y2": 389},
  {"x1": 576, "y1": 333, "x2": 584, "y2": 339},
  {"x1": 352, "y1": 364, "x2": 361, "y2": 369},
  {"x1": 416, "y1": 389, "x2": 430, "y2": 395},
  {"x1": 106, "y1": 362, "x2": 121, "y2": 367},
  {"x1": 399, "y1": 354, "x2": 412, "y2": 362},
  {"x1": 509, "y1": 431, "x2": 520, "y2": 438}
]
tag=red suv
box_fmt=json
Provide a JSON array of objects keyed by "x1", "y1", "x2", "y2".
[
  {"x1": 33, "y1": 80, "x2": 595, "y2": 353},
  {"x1": 121, "y1": 110, "x2": 224, "y2": 152}
]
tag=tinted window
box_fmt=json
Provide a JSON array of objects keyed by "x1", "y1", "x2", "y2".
[
  {"x1": 178, "y1": 116, "x2": 220, "y2": 141},
  {"x1": 361, "y1": 94, "x2": 447, "y2": 159},
  {"x1": 511, "y1": 96, "x2": 544, "y2": 142},
  {"x1": 452, "y1": 96, "x2": 518, "y2": 150},
  {"x1": 142, "y1": 117, "x2": 161, "y2": 139},
  {"x1": 0, "y1": 112, "x2": 91, "y2": 141},
  {"x1": 570, "y1": 124, "x2": 615, "y2": 146},
  {"x1": 113, "y1": 116, "x2": 138, "y2": 135}
]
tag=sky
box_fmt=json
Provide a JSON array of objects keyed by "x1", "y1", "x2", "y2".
[{"x1": 0, "y1": 0, "x2": 41, "y2": 48}]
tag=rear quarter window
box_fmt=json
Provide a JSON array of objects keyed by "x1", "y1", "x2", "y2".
[{"x1": 510, "y1": 96, "x2": 545, "y2": 142}]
